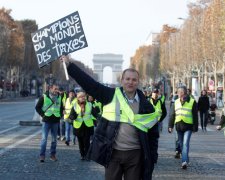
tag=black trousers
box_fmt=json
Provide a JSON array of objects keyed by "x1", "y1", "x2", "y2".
[
  {"x1": 200, "y1": 111, "x2": 208, "y2": 129},
  {"x1": 77, "y1": 135, "x2": 90, "y2": 157},
  {"x1": 105, "y1": 149, "x2": 142, "y2": 180}
]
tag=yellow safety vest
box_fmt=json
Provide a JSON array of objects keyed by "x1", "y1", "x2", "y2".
[
  {"x1": 42, "y1": 94, "x2": 61, "y2": 117},
  {"x1": 160, "y1": 95, "x2": 165, "y2": 104},
  {"x1": 174, "y1": 98, "x2": 194, "y2": 124},
  {"x1": 64, "y1": 98, "x2": 77, "y2": 119},
  {"x1": 150, "y1": 99, "x2": 162, "y2": 120},
  {"x1": 62, "y1": 92, "x2": 67, "y2": 107},
  {"x1": 101, "y1": 88, "x2": 160, "y2": 132},
  {"x1": 94, "y1": 101, "x2": 102, "y2": 115},
  {"x1": 73, "y1": 101, "x2": 94, "y2": 129}
]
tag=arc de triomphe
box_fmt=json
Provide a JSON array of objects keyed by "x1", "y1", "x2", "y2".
[{"x1": 92, "y1": 54, "x2": 124, "y2": 84}]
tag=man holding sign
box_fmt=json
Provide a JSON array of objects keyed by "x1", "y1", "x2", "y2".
[{"x1": 60, "y1": 55, "x2": 160, "y2": 180}]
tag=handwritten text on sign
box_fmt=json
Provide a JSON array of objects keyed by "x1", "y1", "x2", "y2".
[{"x1": 31, "y1": 11, "x2": 88, "y2": 68}]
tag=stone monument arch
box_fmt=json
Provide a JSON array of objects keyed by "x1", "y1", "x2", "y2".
[{"x1": 93, "y1": 54, "x2": 124, "y2": 85}]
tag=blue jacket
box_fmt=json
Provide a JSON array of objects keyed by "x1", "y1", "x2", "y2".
[{"x1": 67, "y1": 63, "x2": 159, "y2": 180}]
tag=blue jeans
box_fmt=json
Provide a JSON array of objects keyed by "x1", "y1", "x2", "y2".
[
  {"x1": 177, "y1": 130, "x2": 192, "y2": 163},
  {"x1": 175, "y1": 130, "x2": 181, "y2": 153},
  {"x1": 58, "y1": 120, "x2": 65, "y2": 137},
  {"x1": 65, "y1": 122, "x2": 72, "y2": 142},
  {"x1": 40, "y1": 122, "x2": 59, "y2": 156}
]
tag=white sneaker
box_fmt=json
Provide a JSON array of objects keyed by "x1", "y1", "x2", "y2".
[
  {"x1": 181, "y1": 161, "x2": 187, "y2": 169},
  {"x1": 61, "y1": 136, "x2": 65, "y2": 141}
]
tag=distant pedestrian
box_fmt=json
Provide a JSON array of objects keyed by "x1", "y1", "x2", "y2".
[
  {"x1": 217, "y1": 106, "x2": 225, "y2": 134},
  {"x1": 35, "y1": 84, "x2": 63, "y2": 162},
  {"x1": 150, "y1": 88, "x2": 167, "y2": 133},
  {"x1": 169, "y1": 91, "x2": 181, "y2": 158},
  {"x1": 57, "y1": 87, "x2": 67, "y2": 141},
  {"x1": 168, "y1": 85, "x2": 198, "y2": 169},
  {"x1": 170, "y1": 91, "x2": 178, "y2": 108},
  {"x1": 87, "y1": 94, "x2": 102, "y2": 124},
  {"x1": 187, "y1": 88, "x2": 195, "y2": 100},
  {"x1": 198, "y1": 90, "x2": 210, "y2": 132},
  {"x1": 63, "y1": 89, "x2": 77, "y2": 146}
]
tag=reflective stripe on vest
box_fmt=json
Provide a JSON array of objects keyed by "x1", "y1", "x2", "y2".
[
  {"x1": 150, "y1": 99, "x2": 162, "y2": 119},
  {"x1": 73, "y1": 101, "x2": 94, "y2": 128},
  {"x1": 101, "y1": 88, "x2": 160, "y2": 132},
  {"x1": 42, "y1": 94, "x2": 61, "y2": 117},
  {"x1": 174, "y1": 98, "x2": 194, "y2": 124},
  {"x1": 64, "y1": 98, "x2": 77, "y2": 119}
]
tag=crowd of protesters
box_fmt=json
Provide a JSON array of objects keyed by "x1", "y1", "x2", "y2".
[{"x1": 34, "y1": 54, "x2": 225, "y2": 180}]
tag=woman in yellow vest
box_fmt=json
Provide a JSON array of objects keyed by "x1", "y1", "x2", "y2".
[
  {"x1": 69, "y1": 91, "x2": 99, "y2": 160},
  {"x1": 168, "y1": 85, "x2": 198, "y2": 169}
]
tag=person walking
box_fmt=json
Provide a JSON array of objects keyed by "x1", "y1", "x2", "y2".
[
  {"x1": 217, "y1": 109, "x2": 225, "y2": 134},
  {"x1": 57, "y1": 87, "x2": 67, "y2": 141},
  {"x1": 187, "y1": 88, "x2": 195, "y2": 99},
  {"x1": 69, "y1": 91, "x2": 98, "y2": 160},
  {"x1": 169, "y1": 91, "x2": 181, "y2": 158},
  {"x1": 63, "y1": 89, "x2": 77, "y2": 146},
  {"x1": 61, "y1": 55, "x2": 160, "y2": 180},
  {"x1": 150, "y1": 88, "x2": 167, "y2": 133},
  {"x1": 198, "y1": 90, "x2": 210, "y2": 132},
  {"x1": 168, "y1": 85, "x2": 198, "y2": 169},
  {"x1": 35, "y1": 84, "x2": 63, "y2": 162}
]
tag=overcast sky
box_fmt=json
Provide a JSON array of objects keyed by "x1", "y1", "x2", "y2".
[{"x1": 1, "y1": 0, "x2": 193, "y2": 78}]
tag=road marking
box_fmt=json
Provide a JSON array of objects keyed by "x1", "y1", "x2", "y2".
[
  {"x1": 0, "y1": 130, "x2": 41, "y2": 156},
  {"x1": 198, "y1": 126, "x2": 215, "y2": 131},
  {"x1": 207, "y1": 155, "x2": 224, "y2": 166},
  {"x1": 0, "y1": 125, "x2": 19, "y2": 134}
]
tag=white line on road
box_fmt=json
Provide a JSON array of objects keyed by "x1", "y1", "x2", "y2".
[
  {"x1": 207, "y1": 155, "x2": 224, "y2": 166},
  {"x1": 0, "y1": 125, "x2": 20, "y2": 134},
  {"x1": 198, "y1": 126, "x2": 215, "y2": 131},
  {"x1": 0, "y1": 130, "x2": 41, "y2": 156}
]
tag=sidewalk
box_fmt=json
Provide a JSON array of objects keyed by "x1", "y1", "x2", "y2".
[{"x1": 0, "y1": 123, "x2": 224, "y2": 180}]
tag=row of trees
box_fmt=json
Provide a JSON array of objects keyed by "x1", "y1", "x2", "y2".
[
  {"x1": 131, "y1": 0, "x2": 225, "y2": 96},
  {"x1": 0, "y1": 8, "x2": 96, "y2": 97}
]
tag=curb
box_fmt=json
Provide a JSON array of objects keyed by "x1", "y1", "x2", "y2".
[
  {"x1": 19, "y1": 121, "x2": 42, "y2": 126},
  {"x1": 0, "y1": 96, "x2": 36, "y2": 102}
]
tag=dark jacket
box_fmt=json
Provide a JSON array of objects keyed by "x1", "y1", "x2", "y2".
[
  {"x1": 35, "y1": 91, "x2": 63, "y2": 123},
  {"x1": 198, "y1": 95, "x2": 210, "y2": 112},
  {"x1": 67, "y1": 62, "x2": 158, "y2": 180},
  {"x1": 168, "y1": 95, "x2": 198, "y2": 132}
]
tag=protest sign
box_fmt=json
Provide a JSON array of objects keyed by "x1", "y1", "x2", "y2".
[{"x1": 31, "y1": 11, "x2": 88, "y2": 68}]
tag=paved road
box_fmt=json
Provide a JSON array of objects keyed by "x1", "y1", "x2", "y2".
[{"x1": 0, "y1": 100, "x2": 225, "y2": 180}]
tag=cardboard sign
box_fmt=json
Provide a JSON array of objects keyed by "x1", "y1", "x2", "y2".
[{"x1": 31, "y1": 11, "x2": 88, "y2": 68}]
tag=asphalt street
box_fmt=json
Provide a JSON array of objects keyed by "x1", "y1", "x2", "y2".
[{"x1": 0, "y1": 99, "x2": 224, "y2": 180}]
